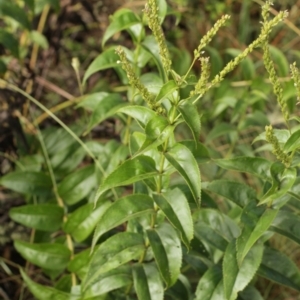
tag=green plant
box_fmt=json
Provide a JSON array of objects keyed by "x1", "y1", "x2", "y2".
[{"x1": 1, "y1": 0, "x2": 300, "y2": 299}]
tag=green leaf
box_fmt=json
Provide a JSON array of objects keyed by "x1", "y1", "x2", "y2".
[
  {"x1": 270, "y1": 210, "x2": 300, "y2": 245},
  {"x1": 215, "y1": 157, "x2": 272, "y2": 180},
  {"x1": 284, "y1": 128, "x2": 300, "y2": 152},
  {"x1": 83, "y1": 266, "x2": 132, "y2": 298},
  {"x1": 165, "y1": 274, "x2": 192, "y2": 300},
  {"x1": 258, "y1": 163, "x2": 296, "y2": 205},
  {"x1": 0, "y1": 1, "x2": 31, "y2": 29},
  {"x1": 21, "y1": 269, "x2": 73, "y2": 300},
  {"x1": 223, "y1": 240, "x2": 263, "y2": 300},
  {"x1": 147, "y1": 222, "x2": 182, "y2": 287},
  {"x1": 153, "y1": 188, "x2": 193, "y2": 248},
  {"x1": 137, "y1": 115, "x2": 174, "y2": 155},
  {"x1": 155, "y1": 80, "x2": 178, "y2": 103},
  {"x1": 29, "y1": 31, "x2": 49, "y2": 49},
  {"x1": 231, "y1": 244, "x2": 263, "y2": 299},
  {"x1": 142, "y1": 36, "x2": 165, "y2": 81},
  {"x1": 194, "y1": 223, "x2": 228, "y2": 252},
  {"x1": 102, "y1": 9, "x2": 141, "y2": 47},
  {"x1": 164, "y1": 143, "x2": 201, "y2": 205},
  {"x1": 133, "y1": 263, "x2": 164, "y2": 300},
  {"x1": 94, "y1": 155, "x2": 157, "y2": 205},
  {"x1": 177, "y1": 100, "x2": 201, "y2": 144},
  {"x1": 63, "y1": 201, "x2": 111, "y2": 243},
  {"x1": 83, "y1": 232, "x2": 145, "y2": 290},
  {"x1": 269, "y1": 45, "x2": 289, "y2": 77},
  {"x1": 239, "y1": 285, "x2": 264, "y2": 300},
  {"x1": 258, "y1": 247, "x2": 300, "y2": 291},
  {"x1": 9, "y1": 204, "x2": 64, "y2": 231},
  {"x1": 14, "y1": 240, "x2": 71, "y2": 270},
  {"x1": 83, "y1": 48, "x2": 120, "y2": 84},
  {"x1": 203, "y1": 180, "x2": 256, "y2": 207},
  {"x1": 58, "y1": 165, "x2": 96, "y2": 205},
  {"x1": 237, "y1": 208, "x2": 278, "y2": 264},
  {"x1": 253, "y1": 128, "x2": 290, "y2": 145},
  {"x1": 0, "y1": 171, "x2": 52, "y2": 196},
  {"x1": 194, "y1": 209, "x2": 241, "y2": 241},
  {"x1": 0, "y1": 29, "x2": 19, "y2": 57},
  {"x1": 206, "y1": 123, "x2": 236, "y2": 143},
  {"x1": 179, "y1": 140, "x2": 210, "y2": 164},
  {"x1": 92, "y1": 194, "x2": 154, "y2": 247},
  {"x1": 84, "y1": 93, "x2": 125, "y2": 135},
  {"x1": 68, "y1": 246, "x2": 98, "y2": 279},
  {"x1": 223, "y1": 240, "x2": 239, "y2": 300},
  {"x1": 195, "y1": 265, "x2": 222, "y2": 300},
  {"x1": 117, "y1": 105, "x2": 156, "y2": 128}
]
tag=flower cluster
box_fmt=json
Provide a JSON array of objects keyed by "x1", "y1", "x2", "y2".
[
  {"x1": 190, "y1": 57, "x2": 210, "y2": 97},
  {"x1": 144, "y1": 0, "x2": 171, "y2": 76},
  {"x1": 261, "y1": 2, "x2": 289, "y2": 123},
  {"x1": 205, "y1": 7, "x2": 288, "y2": 95},
  {"x1": 265, "y1": 125, "x2": 290, "y2": 167},
  {"x1": 116, "y1": 46, "x2": 164, "y2": 114},
  {"x1": 194, "y1": 15, "x2": 230, "y2": 59},
  {"x1": 290, "y1": 63, "x2": 300, "y2": 103}
]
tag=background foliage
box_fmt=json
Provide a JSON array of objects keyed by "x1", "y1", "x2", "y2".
[{"x1": 1, "y1": 0, "x2": 300, "y2": 299}]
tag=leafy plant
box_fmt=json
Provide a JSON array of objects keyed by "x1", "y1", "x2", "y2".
[{"x1": 1, "y1": 0, "x2": 300, "y2": 299}]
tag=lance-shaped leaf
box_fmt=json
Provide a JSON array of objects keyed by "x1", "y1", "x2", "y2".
[
  {"x1": 164, "y1": 143, "x2": 201, "y2": 205},
  {"x1": 136, "y1": 115, "x2": 174, "y2": 156},
  {"x1": 9, "y1": 204, "x2": 64, "y2": 231},
  {"x1": 94, "y1": 155, "x2": 158, "y2": 205},
  {"x1": 142, "y1": 36, "x2": 165, "y2": 81},
  {"x1": 102, "y1": 9, "x2": 141, "y2": 47},
  {"x1": 92, "y1": 194, "x2": 154, "y2": 247},
  {"x1": 83, "y1": 266, "x2": 132, "y2": 298},
  {"x1": 206, "y1": 123, "x2": 236, "y2": 143},
  {"x1": 0, "y1": 171, "x2": 52, "y2": 196},
  {"x1": 258, "y1": 163, "x2": 296, "y2": 206},
  {"x1": 155, "y1": 80, "x2": 178, "y2": 103},
  {"x1": 83, "y1": 48, "x2": 120, "y2": 84},
  {"x1": 63, "y1": 201, "x2": 111, "y2": 243},
  {"x1": 177, "y1": 100, "x2": 201, "y2": 144},
  {"x1": 253, "y1": 128, "x2": 290, "y2": 144},
  {"x1": 117, "y1": 105, "x2": 156, "y2": 128},
  {"x1": 83, "y1": 232, "x2": 145, "y2": 290},
  {"x1": 179, "y1": 140, "x2": 210, "y2": 164},
  {"x1": 284, "y1": 128, "x2": 300, "y2": 152},
  {"x1": 239, "y1": 286, "x2": 264, "y2": 300},
  {"x1": 58, "y1": 165, "x2": 96, "y2": 205},
  {"x1": 20, "y1": 269, "x2": 73, "y2": 300},
  {"x1": 133, "y1": 263, "x2": 164, "y2": 300},
  {"x1": 215, "y1": 157, "x2": 272, "y2": 180},
  {"x1": 258, "y1": 247, "x2": 300, "y2": 291},
  {"x1": 203, "y1": 180, "x2": 256, "y2": 208},
  {"x1": 194, "y1": 209, "x2": 241, "y2": 243},
  {"x1": 195, "y1": 265, "x2": 223, "y2": 300},
  {"x1": 14, "y1": 240, "x2": 71, "y2": 270},
  {"x1": 84, "y1": 93, "x2": 125, "y2": 135},
  {"x1": 147, "y1": 222, "x2": 182, "y2": 287},
  {"x1": 270, "y1": 210, "x2": 300, "y2": 245},
  {"x1": 237, "y1": 208, "x2": 278, "y2": 264},
  {"x1": 166, "y1": 274, "x2": 193, "y2": 300},
  {"x1": 194, "y1": 222, "x2": 228, "y2": 252},
  {"x1": 153, "y1": 188, "x2": 193, "y2": 248},
  {"x1": 223, "y1": 240, "x2": 239, "y2": 300},
  {"x1": 223, "y1": 240, "x2": 263, "y2": 300}
]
